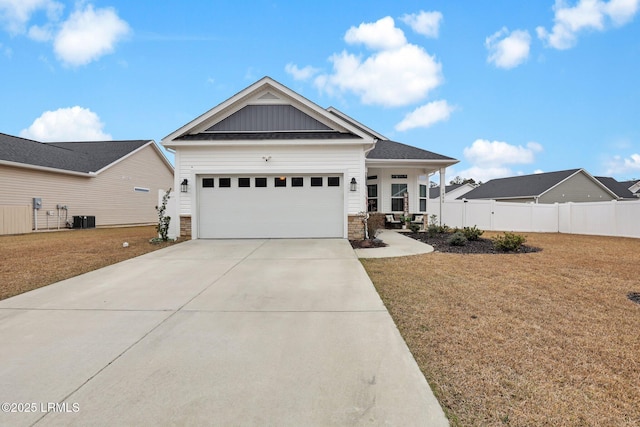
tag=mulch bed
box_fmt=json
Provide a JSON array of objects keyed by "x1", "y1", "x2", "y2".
[
  {"x1": 406, "y1": 232, "x2": 541, "y2": 254},
  {"x1": 349, "y1": 239, "x2": 388, "y2": 249}
]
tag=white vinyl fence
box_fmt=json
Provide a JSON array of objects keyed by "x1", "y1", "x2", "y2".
[{"x1": 429, "y1": 199, "x2": 640, "y2": 238}]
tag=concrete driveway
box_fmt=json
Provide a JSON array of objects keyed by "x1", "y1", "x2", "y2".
[{"x1": 0, "y1": 239, "x2": 447, "y2": 426}]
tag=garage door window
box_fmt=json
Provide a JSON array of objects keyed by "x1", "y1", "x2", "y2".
[
  {"x1": 274, "y1": 177, "x2": 287, "y2": 187},
  {"x1": 202, "y1": 178, "x2": 214, "y2": 188},
  {"x1": 255, "y1": 178, "x2": 267, "y2": 187},
  {"x1": 327, "y1": 177, "x2": 340, "y2": 187},
  {"x1": 311, "y1": 177, "x2": 323, "y2": 187},
  {"x1": 292, "y1": 177, "x2": 303, "y2": 187},
  {"x1": 239, "y1": 178, "x2": 250, "y2": 187}
]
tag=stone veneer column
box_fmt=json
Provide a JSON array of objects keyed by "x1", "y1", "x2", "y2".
[
  {"x1": 347, "y1": 215, "x2": 365, "y2": 240},
  {"x1": 179, "y1": 215, "x2": 192, "y2": 239}
]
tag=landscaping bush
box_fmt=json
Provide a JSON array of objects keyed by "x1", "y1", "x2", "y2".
[
  {"x1": 463, "y1": 225, "x2": 484, "y2": 241},
  {"x1": 409, "y1": 223, "x2": 421, "y2": 233},
  {"x1": 447, "y1": 231, "x2": 467, "y2": 246},
  {"x1": 367, "y1": 213, "x2": 386, "y2": 239},
  {"x1": 492, "y1": 232, "x2": 526, "y2": 252}
]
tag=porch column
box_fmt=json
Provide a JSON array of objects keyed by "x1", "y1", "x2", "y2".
[{"x1": 439, "y1": 168, "x2": 446, "y2": 226}]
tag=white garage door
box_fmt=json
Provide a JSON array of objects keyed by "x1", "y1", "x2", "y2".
[{"x1": 198, "y1": 175, "x2": 344, "y2": 238}]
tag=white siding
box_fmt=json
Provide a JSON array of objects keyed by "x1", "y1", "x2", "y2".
[
  {"x1": 366, "y1": 168, "x2": 427, "y2": 213},
  {"x1": 175, "y1": 143, "x2": 366, "y2": 218}
]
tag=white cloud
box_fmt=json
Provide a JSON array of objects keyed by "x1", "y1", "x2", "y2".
[
  {"x1": 0, "y1": 0, "x2": 62, "y2": 35},
  {"x1": 313, "y1": 17, "x2": 443, "y2": 107},
  {"x1": 400, "y1": 10, "x2": 443, "y2": 38},
  {"x1": 486, "y1": 27, "x2": 531, "y2": 69},
  {"x1": 537, "y1": 0, "x2": 640, "y2": 49},
  {"x1": 54, "y1": 4, "x2": 130, "y2": 66},
  {"x1": 605, "y1": 153, "x2": 640, "y2": 176},
  {"x1": 344, "y1": 16, "x2": 407, "y2": 50},
  {"x1": 395, "y1": 100, "x2": 455, "y2": 131},
  {"x1": 458, "y1": 139, "x2": 544, "y2": 181},
  {"x1": 285, "y1": 63, "x2": 320, "y2": 81},
  {"x1": 20, "y1": 106, "x2": 111, "y2": 141}
]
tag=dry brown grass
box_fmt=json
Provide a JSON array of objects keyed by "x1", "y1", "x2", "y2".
[
  {"x1": 361, "y1": 232, "x2": 640, "y2": 426},
  {"x1": 0, "y1": 226, "x2": 179, "y2": 300}
]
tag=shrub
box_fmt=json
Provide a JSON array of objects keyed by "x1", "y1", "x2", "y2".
[
  {"x1": 463, "y1": 225, "x2": 484, "y2": 241},
  {"x1": 409, "y1": 223, "x2": 421, "y2": 233},
  {"x1": 447, "y1": 231, "x2": 467, "y2": 246},
  {"x1": 492, "y1": 232, "x2": 526, "y2": 252},
  {"x1": 367, "y1": 213, "x2": 386, "y2": 239}
]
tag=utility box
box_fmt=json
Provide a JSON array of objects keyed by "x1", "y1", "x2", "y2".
[
  {"x1": 33, "y1": 198, "x2": 42, "y2": 209},
  {"x1": 73, "y1": 216, "x2": 96, "y2": 229}
]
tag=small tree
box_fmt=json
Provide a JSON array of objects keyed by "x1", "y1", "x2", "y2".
[{"x1": 155, "y1": 189, "x2": 172, "y2": 241}]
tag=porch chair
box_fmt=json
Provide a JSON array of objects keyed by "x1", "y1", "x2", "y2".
[{"x1": 385, "y1": 214, "x2": 401, "y2": 228}]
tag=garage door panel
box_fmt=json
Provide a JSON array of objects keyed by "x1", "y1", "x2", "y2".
[{"x1": 198, "y1": 175, "x2": 344, "y2": 238}]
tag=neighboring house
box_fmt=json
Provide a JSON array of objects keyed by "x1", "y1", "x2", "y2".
[
  {"x1": 622, "y1": 179, "x2": 640, "y2": 196},
  {"x1": 429, "y1": 183, "x2": 476, "y2": 201},
  {"x1": 594, "y1": 176, "x2": 637, "y2": 199},
  {"x1": 0, "y1": 133, "x2": 174, "y2": 231},
  {"x1": 161, "y1": 77, "x2": 458, "y2": 239},
  {"x1": 460, "y1": 168, "x2": 618, "y2": 203}
]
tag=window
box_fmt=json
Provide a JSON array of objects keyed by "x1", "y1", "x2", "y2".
[
  {"x1": 202, "y1": 178, "x2": 214, "y2": 188},
  {"x1": 255, "y1": 177, "x2": 267, "y2": 188},
  {"x1": 274, "y1": 176, "x2": 287, "y2": 187},
  {"x1": 134, "y1": 187, "x2": 150, "y2": 193},
  {"x1": 327, "y1": 177, "x2": 340, "y2": 187},
  {"x1": 219, "y1": 178, "x2": 231, "y2": 188},
  {"x1": 419, "y1": 184, "x2": 427, "y2": 212},
  {"x1": 238, "y1": 178, "x2": 250, "y2": 187},
  {"x1": 367, "y1": 175, "x2": 378, "y2": 180},
  {"x1": 391, "y1": 183, "x2": 407, "y2": 211},
  {"x1": 310, "y1": 177, "x2": 323, "y2": 187},
  {"x1": 367, "y1": 184, "x2": 378, "y2": 212},
  {"x1": 292, "y1": 177, "x2": 304, "y2": 187},
  {"x1": 392, "y1": 174, "x2": 408, "y2": 179}
]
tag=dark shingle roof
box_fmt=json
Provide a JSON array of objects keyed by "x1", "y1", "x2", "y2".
[
  {"x1": 594, "y1": 176, "x2": 636, "y2": 198},
  {"x1": 366, "y1": 139, "x2": 456, "y2": 161},
  {"x1": 0, "y1": 133, "x2": 150, "y2": 173},
  {"x1": 461, "y1": 169, "x2": 581, "y2": 200},
  {"x1": 175, "y1": 131, "x2": 361, "y2": 141}
]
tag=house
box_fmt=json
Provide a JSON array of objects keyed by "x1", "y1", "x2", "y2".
[
  {"x1": 429, "y1": 183, "x2": 476, "y2": 201},
  {"x1": 625, "y1": 180, "x2": 640, "y2": 195},
  {"x1": 161, "y1": 77, "x2": 458, "y2": 239},
  {"x1": 0, "y1": 133, "x2": 174, "y2": 232},
  {"x1": 594, "y1": 176, "x2": 637, "y2": 199},
  {"x1": 459, "y1": 168, "x2": 619, "y2": 203}
]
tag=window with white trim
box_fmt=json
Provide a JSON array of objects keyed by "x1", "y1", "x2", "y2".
[
  {"x1": 391, "y1": 183, "x2": 407, "y2": 211},
  {"x1": 367, "y1": 184, "x2": 378, "y2": 212},
  {"x1": 419, "y1": 185, "x2": 427, "y2": 212}
]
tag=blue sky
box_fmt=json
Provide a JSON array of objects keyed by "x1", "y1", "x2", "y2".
[{"x1": 1, "y1": 0, "x2": 639, "y2": 183}]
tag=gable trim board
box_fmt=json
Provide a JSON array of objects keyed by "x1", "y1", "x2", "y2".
[{"x1": 163, "y1": 76, "x2": 458, "y2": 239}]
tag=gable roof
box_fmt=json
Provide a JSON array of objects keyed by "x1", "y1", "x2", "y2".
[
  {"x1": 0, "y1": 133, "x2": 171, "y2": 176},
  {"x1": 429, "y1": 184, "x2": 464, "y2": 198},
  {"x1": 460, "y1": 169, "x2": 614, "y2": 200},
  {"x1": 594, "y1": 176, "x2": 636, "y2": 198},
  {"x1": 162, "y1": 77, "x2": 372, "y2": 146}
]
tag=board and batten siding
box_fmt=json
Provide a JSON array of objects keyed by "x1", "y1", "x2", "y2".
[
  {"x1": 0, "y1": 144, "x2": 173, "y2": 230},
  {"x1": 175, "y1": 143, "x2": 366, "y2": 216}
]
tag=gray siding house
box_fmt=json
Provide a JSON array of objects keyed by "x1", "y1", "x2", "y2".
[
  {"x1": 460, "y1": 169, "x2": 619, "y2": 203},
  {"x1": 0, "y1": 133, "x2": 174, "y2": 232}
]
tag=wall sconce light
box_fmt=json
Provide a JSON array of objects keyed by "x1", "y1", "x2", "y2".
[
  {"x1": 181, "y1": 178, "x2": 189, "y2": 193},
  {"x1": 350, "y1": 177, "x2": 357, "y2": 192}
]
